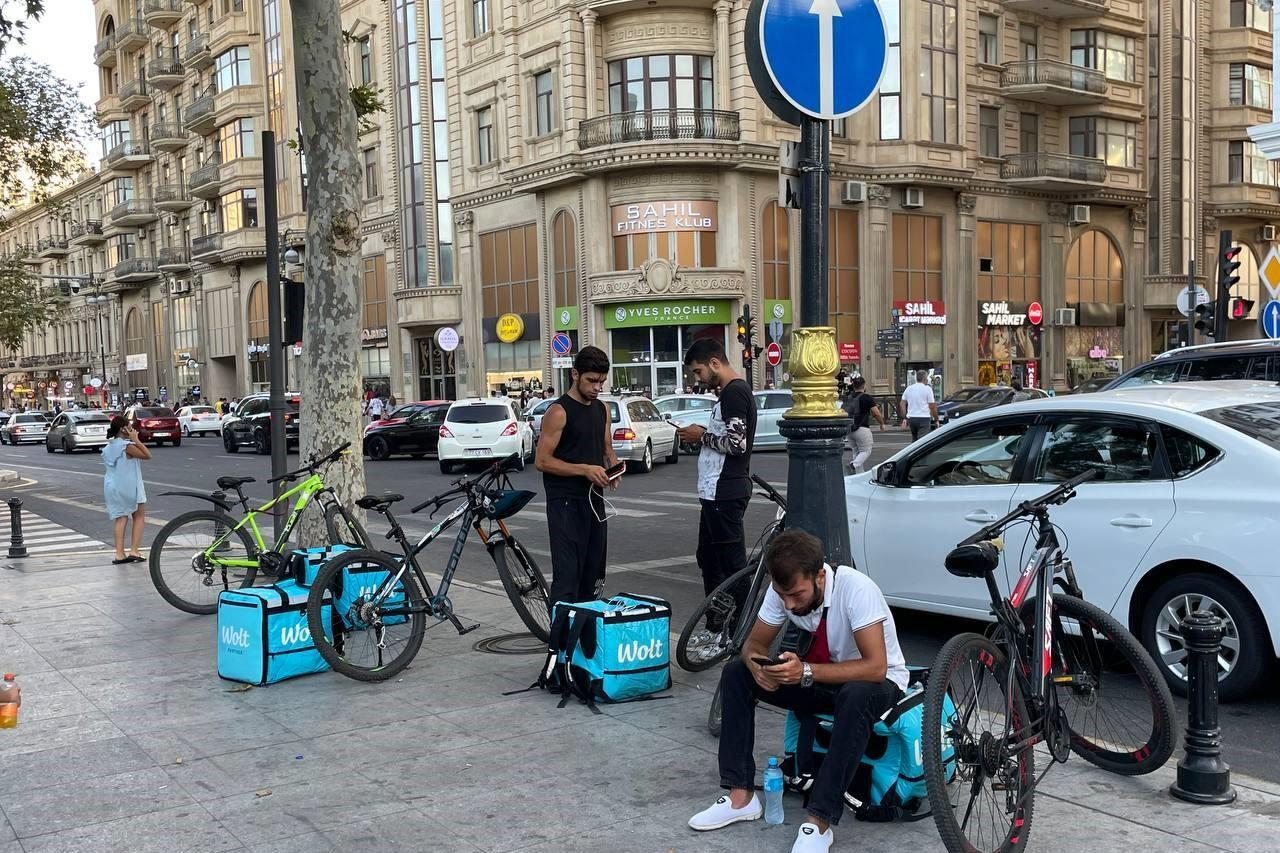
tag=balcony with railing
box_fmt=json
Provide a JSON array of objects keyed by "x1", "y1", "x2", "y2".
[
  {"x1": 1000, "y1": 60, "x2": 1107, "y2": 105},
  {"x1": 119, "y1": 78, "x2": 150, "y2": 111},
  {"x1": 577, "y1": 109, "x2": 741, "y2": 149},
  {"x1": 147, "y1": 54, "x2": 185, "y2": 91},
  {"x1": 191, "y1": 232, "x2": 223, "y2": 262},
  {"x1": 1002, "y1": 0, "x2": 1106, "y2": 18},
  {"x1": 69, "y1": 220, "x2": 105, "y2": 246},
  {"x1": 184, "y1": 89, "x2": 217, "y2": 134},
  {"x1": 94, "y1": 34, "x2": 117, "y2": 66},
  {"x1": 184, "y1": 32, "x2": 212, "y2": 69},
  {"x1": 108, "y1": 197, "x2": 159, "y2": 227},
  {"x1": 144, "y1": 0, "x2": 184, "y2": 28},
  {"x1": 114, "y1": 18, "x2": 149, "y2": 51},
  {"x1": 189, "y1": 156, "x2": 223, "y2": 199},
  {"x1": 103, "y1": 139, "x2": 153, "y2": 170},
  {"x1": 112, "y1": 257, "x2": 160, "y2": 283},
  {"x1": 21, "y1": 245, "x2": 41, "y2": 265},
  {"x1": 1000, "y1": 152, "x2": 1106, "y2": 190},
  {"x1": 151, "y1": 122, "x2": 189, "y2": 152},
  {"x1": 37, "y1": 237, "x2": 69, "y2": 258},
  {"x1": 154, "y1": 184, "x2": 192, "y2": 212},
  {"x1": 157, "y1": 246, "x2": 191, "y2": 271}
]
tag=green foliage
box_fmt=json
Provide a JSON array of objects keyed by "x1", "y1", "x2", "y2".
[
  {"x1": 0, "y1": 1, "x2": 43, "y2": 55},
  {"x1": 349, "y1": 84, "x2": 385, "y2": 134},
  {"x1": 0, "y1": 252, "x2": 48, "y2": 352}
]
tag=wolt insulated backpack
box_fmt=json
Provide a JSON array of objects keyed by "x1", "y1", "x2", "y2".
[
  {"x1": 527, "y1": 594, "x2": 672, "y2": 712},
  {"x1": 780, "y1": 669, "x2": 958, "y2": 822}
]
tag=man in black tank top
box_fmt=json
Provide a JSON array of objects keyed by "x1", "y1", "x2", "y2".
[{"x1": 534, "y1": 346, "x2": 618, "y2": 607}]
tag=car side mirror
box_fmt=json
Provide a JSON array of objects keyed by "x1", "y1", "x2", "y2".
[
  {"x1": 661, "y1": 412, "x2": 672, "y2": 420},
  {"x1": 874, "y1": 461, "x2": 897, "y2": 485}
]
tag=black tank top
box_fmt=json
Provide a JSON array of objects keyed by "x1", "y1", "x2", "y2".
[{"x1": 543, "y1": 393, "x2": 607, "y2": 500}]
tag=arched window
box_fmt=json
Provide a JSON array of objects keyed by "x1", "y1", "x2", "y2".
[
  {"x1": 247, "y1": 281, "x2": 269, "y2": 389},
  {"x1": 762, "y1": 201, "x2": 790, "y2": 302},
  {"x1": 1066, "y1": 229, "x2": 1124, "y2": 304},
  {"x1": 125, "y1": 307, "x2": 146, "y2": 390},
  {"x1": 551, "y1": 210, "x2": 576, "y2": 309}
]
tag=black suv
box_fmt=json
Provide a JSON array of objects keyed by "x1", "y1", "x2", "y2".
[
  {"x1": 1105, "y1": 339, "x2": 1280, "y2": 390},
  {"x1": 222, "y1": 394, "x2": 300, "y2": 454}
]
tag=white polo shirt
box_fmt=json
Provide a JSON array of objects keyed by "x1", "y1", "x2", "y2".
[
  {"x1": 902, "y1": 382, "x2": 934, "y2": 419},
  {"x1": 759, "y1": 564, "x2": 910, "y2": 690}
]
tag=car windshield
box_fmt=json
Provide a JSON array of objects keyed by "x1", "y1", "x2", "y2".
[
  {"x1": 74, "y1": 414, "x2": 110, "y2": 423},
  {"x1": 969, "y1": 388, "x2": 1007, "y2": 403},
  {"x1": 1199, "y1": 402, "x2": 1280, "y2": 451},
  {"x1": 189, "y1": 406, "x2": 215, "y2": 414},
  {"x1": 15, "y1": 414, "x2": 46, "y2": 423},
  {"x1": 448, "y1": 404, "x2": 509, "y2": 424},
  {"x1": 135, "y1": 408, "x2": 175, "y2": 418},
  {"x1": 945, "y1": 388, "x2": 986, "y2": 403},
  {"x1": 607, "y1": 402, "x2": 621, "y2": 423}
]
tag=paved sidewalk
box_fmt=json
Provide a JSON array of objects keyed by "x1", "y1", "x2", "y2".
[{"x1": 2, "y1": 550, "x2": 1278, "y2": 852}]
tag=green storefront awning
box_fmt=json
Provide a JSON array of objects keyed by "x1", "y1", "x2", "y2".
[{"x1": 604, "y1": 298, "x2": 733, "y2": 329}]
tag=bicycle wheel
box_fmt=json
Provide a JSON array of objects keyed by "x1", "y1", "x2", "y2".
[
  {"x1": 149, "y1": 509, "x2": 259, "y2": 615},
  {"x1": 492, "y1": 540, "x2": 552, "y2": 643},
  {"x1": 1023, "y1": 593, "x2": 1176, "y2": 776},
  {"x1": 924, "y1": 632, "x2": 1035, "y2": 853},
  {"x1": 323, "y1": 502, "x2": 372, "y2": 549},
  {"x1": 676, "y1": 565, "x2": 757, "y2": 672},
  {"x1": 306, "y1": 549, "x2": 427, "y2": 682}
]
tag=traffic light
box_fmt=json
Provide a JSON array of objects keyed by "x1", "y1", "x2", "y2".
[
  {"x1": 1194, "y1": 302, "x2": 1216, "y2": 336},
  {"x1": 1232, "y1": 297, "x2": 1255, "y2": 320},
  {"x1": 736, "y1": 314, "x2": 749, "y2": 346},
  {"x1": 1220, "y1": 244, "x2": 1243, "y2": 292},
  {"x1": 736, "y1": 309, "x2": 758, "y2": 369}
]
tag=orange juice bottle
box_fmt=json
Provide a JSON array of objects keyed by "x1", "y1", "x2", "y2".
[{"x1": 0, "y1": 673, "x2": 19, "y2": 728}]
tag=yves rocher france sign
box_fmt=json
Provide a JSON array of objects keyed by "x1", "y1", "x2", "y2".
[{"x1": 610, "y1": 201, "x2": 718, "y2": 235}]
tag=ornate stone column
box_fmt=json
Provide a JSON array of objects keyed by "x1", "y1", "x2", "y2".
[
  {"x1": 453, "y1": 209, "x2": 481, "y2": 397},
  {"x1": 1044, "y1": 203, "x2": 1070, "y2": 391},
  {"x1": 714, "y1": 1, "x2": 733, "y2": 109},
  {"x1": 955, "y1": 193, "x2": 978, "y2": 389},
  {"x1": 581, "y1": 11, "x2": 598, "y2": 120},
  {"x1": 1129, "y1": 207, "x2": 1149, "y2": 365},
  {"x1": 863, "y1": 183, "x2": 891, "y2": 395}
]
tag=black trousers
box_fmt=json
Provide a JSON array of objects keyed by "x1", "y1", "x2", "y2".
[
  {"x1": 718, "y1": 658, "x2": 900, "y2": 827},
  {"x1": 545, "y1": 495, "x2": 607, "y2": 607},
  {"x1": 696, "y1": 497, "x2": 749, "y2": 599},
  {"x1": 907, "y1": 417, "x2": 933, "y2": 441}
]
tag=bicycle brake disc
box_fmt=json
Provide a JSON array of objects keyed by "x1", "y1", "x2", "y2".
[
  {"x1": 1045, "y1": 703, "x2": 1072, "y2": 763},
  {"x1": 257, "y1": 550, "x2": 285, "y2": 579}
]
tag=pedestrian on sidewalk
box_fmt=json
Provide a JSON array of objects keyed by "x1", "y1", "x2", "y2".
[
  {"x1": 688, "y1": 529, "x2": 909, "y2": 853},
  {"x1": 842, "y1": 377, "x2": 884, "y2": 474},
  {"x1": 102, "y1": 415, "x2": 151, "y2": 565},
  {"x1": 535, "y1": 346, "x2": 619, "y2": 607},
  {"x1": 899, "y1": 370, "x2": 937, "y2": 441},
  {"x1": 368, "y1": 394, "x2": 385, "y2": 422},
  {"x1": 677, "y1": 339, "x2": 757, "y2": 627}
]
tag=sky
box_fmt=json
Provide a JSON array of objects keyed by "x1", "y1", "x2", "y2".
[{"x1": 14, "y1": 2, "x2": 101, "y2": 161}]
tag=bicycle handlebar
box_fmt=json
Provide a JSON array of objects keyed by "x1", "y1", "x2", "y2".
[
  {"x1": 750, "y1": 474, "x2": 786, "y2": 509},
  {"x1": 265, "y1": 441, "x2": 353, "y2": 484},
  {"x1": 959, "y1": 468, "x2": 1096, "y2": 547},
  {"x1": 408, "y1": 453, "x2": 521, "y2": 514}
]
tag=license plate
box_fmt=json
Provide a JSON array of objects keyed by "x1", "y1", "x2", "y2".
[
  {"x1": 465, "y1": 448, "x2": 489, "y2": 457},
  {"x1": 88, "y1": 427, "x2": 106, "y2": 435},
  {"x1": 153, "y1": 432, "x2": 171, "y2": 437}
]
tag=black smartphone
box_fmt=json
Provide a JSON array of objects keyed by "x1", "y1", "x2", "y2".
[
  {"x1": 606, "y1": 461, "x2": 626, "y2": 481},
  {"x1": 752, "y1": 655, "x2": 787, "y2": 668}
]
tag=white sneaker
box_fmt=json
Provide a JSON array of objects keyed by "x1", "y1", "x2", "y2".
[
  {"x1": 790, "y1": 822, "x2": 833, "y2": 853},
  {"x1": 688, "y1": 793, "x2": 763, "y2": 831}
]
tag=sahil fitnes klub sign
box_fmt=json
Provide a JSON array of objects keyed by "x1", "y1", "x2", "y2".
[{"x1": 610, "y1": 201, "x2": 718, "y2": 234}]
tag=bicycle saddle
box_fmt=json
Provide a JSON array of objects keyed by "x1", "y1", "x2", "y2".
[
  {"x1": 945, "y1": 541, "x2": 1000, "y2": 578},
  {"x1": 357, "y1": 492, "x2": 404, "y2": 510},
  {"x1": 216, "y1": 476, "x2": 256, "y2": 490}
]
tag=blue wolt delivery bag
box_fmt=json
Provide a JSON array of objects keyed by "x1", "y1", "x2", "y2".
[
  {"x1": 217, "y1": 580, "x2": 332, "y2": 685},
  {"x1": 288, "y1": 544, "x2": 358, "y2": 586},
  {"x1": 333, "y1": 556, "x2": 409, "y2": 629}
]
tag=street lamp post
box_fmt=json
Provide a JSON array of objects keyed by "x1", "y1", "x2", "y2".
[{"x1": 86, "y1": 292, "x2": 110, "y2": 406}]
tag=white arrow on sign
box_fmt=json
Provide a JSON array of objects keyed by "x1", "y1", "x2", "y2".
[{"x1": 809, "y1": 0, "x2": 842, "y2": 118}]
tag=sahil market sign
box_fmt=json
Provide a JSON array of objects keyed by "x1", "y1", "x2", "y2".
[
  {"x1": 605, "y1": 299, "x2": 732, "y2": 329},
  {"x1": 981, "y1": 301, "x2": 1030, "y2": 326}
]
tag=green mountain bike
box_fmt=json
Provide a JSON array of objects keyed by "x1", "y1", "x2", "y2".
[{"x1": 148, "y1": 442, "x2": 370, "y2": 614}]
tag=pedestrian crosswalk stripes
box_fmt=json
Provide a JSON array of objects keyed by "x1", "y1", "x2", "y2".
[{"x1": 5, "y1": 512, "x2": 109, "y2": 555}]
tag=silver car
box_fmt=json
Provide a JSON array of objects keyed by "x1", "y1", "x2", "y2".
[
  {"x1": 0, "y1": 412, "x2": 49, "y2": 445},
  {"x1": 525, "y1": 397, "x2": 557, "y2": 445},
  {"x1": 753, "y1": 390, "x2": 793, "y2": 450},
  {"x1": 653, "y1": 393, "x2": 717, "y2": 454},
  {"x1": 45, "y1": 411, "x2": 112, "y2": 453},
  {"x1": 600, "y1": 395, "x2": 680, "y2": 473}
]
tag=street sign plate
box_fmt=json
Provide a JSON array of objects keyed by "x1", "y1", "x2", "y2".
[
  {"x1": 759, "y1": 0, "x2": 887, "y2": 121},
  {"x1": 1261, "y1": 247, "x2": 1280, "y2": 299},
  {"x1": 1263, "y1": 300, "x2": 1280, "y2": 339},
  {"x1": 778, "y1": 140, "x2": 801, "y2": 210},
  {"x1": 769, "y1": 318, "x2": 784, "y2": 341},
  {"x1": 1176, "y1": 285, "x2": 1211, "y2": 317},
  {"x1": 551, "y1": 332, "x2": 572, "y2": 356},
  {"x1": 876, "y1": 327, "x2": 903, "y2": 341},
  {"x1": 766, "y1": 342, "x2": 783, "y2": 366}
]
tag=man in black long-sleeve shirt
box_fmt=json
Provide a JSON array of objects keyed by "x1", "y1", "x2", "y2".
[{"x1": 677, "y1": 339, "x2": 758, "y2": 632}]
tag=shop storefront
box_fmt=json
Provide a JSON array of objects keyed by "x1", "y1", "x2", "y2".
[
  {"x1": 1065, "y1": 325, "x2": 1125, "y2": 390},
  {"x1": 893, "y1": 299, "x2": 946, "y2": 391},
  {"x1": 977, "y1": 301, "x2": 1043, "y2": 388},
  {"x1": 360, "y1": 327, "x2": 391, "y2": 399},
  {"x1": 604, "y1": 298, "x2": 731, "y2": 396},
  {"x1": 416, "y1": 329, "x2": 458, "y2": 401},
  {"x1": 484, "y1": 311, "x2": 542, "y2": 395}
]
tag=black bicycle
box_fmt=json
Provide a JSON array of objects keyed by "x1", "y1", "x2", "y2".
[
  {"x1": 922, "y1": 469, "x2": 1176, "y2": 853},
  {"x1": 674, "y1": 474, "x2": 787, "y2": 734},
  {"x1": 304, "y1": 453, "x2": 551, "y2": 682}
]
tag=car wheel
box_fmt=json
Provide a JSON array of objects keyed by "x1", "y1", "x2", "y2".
[
  {"x1": 367, "y1": 436, "x2": 391, "y2": 461},
  {"x1": 223, "y1": 431, "x2": 238, "y2": 453},
  {"x1": 665, "y1": 436, "x2": 680, "y2": 465},
  {"x1": 635, "y1": 442, "x2": 653, "y2": 474},
  {"x1": 171, "y1": 437, "x2": 181, "y2": 448},
  {"x1": 61, "y1": 438, "x2": 71, "y2": 454},
  {"x1": 44, "y1": 439, "x2": 54, "y2": 453},
  {"x1": 253, "y1": 429, "x2": 269, "y2": 455},
  {"x1": 410, "y1": 453, "x2": 426, "y2": 459},
  {"x1": 439, "y1": 460, "x2": 456, "y2": 475},
  {"x1": 1140, "y1": 572, "x2": 1271, "y2": 702}
]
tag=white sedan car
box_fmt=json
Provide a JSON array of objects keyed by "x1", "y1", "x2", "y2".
[
  {"x1": 845, "y1": 381, "x2": 1280, "y2": 700},
  {"x1": 438, "y1": 398, "x2": 534, "y2": 474},
  {"x1": 176, "y1": 405, "x2": 222, "y2": 437}
]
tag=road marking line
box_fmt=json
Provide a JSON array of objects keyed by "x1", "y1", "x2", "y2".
[{"x1": 526, "y1": 501, "x2": 661, "y2": 519}]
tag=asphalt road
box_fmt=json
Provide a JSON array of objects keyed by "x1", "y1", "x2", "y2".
[{"x1": 3, "y1": 428, "x2": 1279, "y2": 782}]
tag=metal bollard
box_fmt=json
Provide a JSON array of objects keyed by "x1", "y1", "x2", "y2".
[
  {"x1": 1169, "y1": 610, "x2": 1236, "y2": 805},
  {"x1": 6, "y1": 497, "x2": 27, "y2": 559}
]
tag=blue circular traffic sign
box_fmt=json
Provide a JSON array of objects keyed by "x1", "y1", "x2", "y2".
[
  {"x1": 1264, "y1": 300, "x2": 1280, "y2": 340},
  {"x1": 551, "y1": 332, "x2": 573, "y2": 355},
  {"x1": 759, "y1": 0, "x2": 887, "y2": 121}
]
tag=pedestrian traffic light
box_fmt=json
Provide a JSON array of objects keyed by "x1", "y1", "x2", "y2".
[
  {"x1": 742, "y1": 347, "x2": 752, "y2": 367},
  {"x1": 1194, "y1": 301, "x2": 1216, "y2": 336},
  {"x1": 1232, "y1": 297, "x2": 1255, "y2": 320}
]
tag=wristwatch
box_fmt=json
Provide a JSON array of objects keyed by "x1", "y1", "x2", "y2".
[{"x1": 801, "y1": 662, "x2": 814, "y2": 688}]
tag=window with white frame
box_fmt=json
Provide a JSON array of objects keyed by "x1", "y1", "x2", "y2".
[
  {"x1": 363, "y1": 148, "x2": 379, "y2": 198},
  {"x1": 533, "y1": 70, "x2": 554, "y2": 136},
  {"x1": 978, "y1": 15, "x2": 999, "y2": 65},
  {"x1": 219, "y1": 188, "x2": 258, "y2": 232},
  {"x1": 1069, "y1": 116, "x2": 1136, "y2": 167},
  {"x1": 979, "y1": 106, "x2": 999, "y2": 156},
  {"x1": 879, "y1": 0, "x2": 900, "y2": 140},
  {"x1": 214, "y1": 46, "x2": 252, "y2": 90},
  {"x1": 1228, "y1": 140, "x2": 1280, "y2": 185},
  {"x1": 216, "y1": 118, "x2": 255, "y2": 162},
  {"x1": 1069, "y1": 30, "x2": 1135, "y2": 82},
  {"x1": 476, "y1": 105, "x2": 494, "y2": 164},
  {"x1": 472, "y1": 0, "x2": 489, "y2": 36},
  {"x1": 1229, "y1": 63, "x2": 1272, "y2": 109}
]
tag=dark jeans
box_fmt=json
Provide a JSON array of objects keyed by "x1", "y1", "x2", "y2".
[
  {"x1": 718, "y1": 658, "x2": 900, "y2": 826},
  {"x1": 696, "y1": 496, "x2": 749, "y2": 606},
  {"x1": 545, "y1": 495, "x2": 607, "y2": 607},
  {"x1": 907, "y1": 417, "x2": 933, "y2": 441}
]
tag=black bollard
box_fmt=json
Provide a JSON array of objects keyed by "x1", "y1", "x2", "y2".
[
  {"x1": 1169, "y1": 610, "x2": 1236, "y2": 805},
  {"x1": 6, "y1": 497, "x2": 27, "y2": 559}
]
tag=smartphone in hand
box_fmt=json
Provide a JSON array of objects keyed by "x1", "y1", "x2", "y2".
[
  {"x1": 752, "y1": 655, "x2": 787, "y2": 668},
  {"x1": 606, "y1": 461, "x2": 626, "y2": 481}
]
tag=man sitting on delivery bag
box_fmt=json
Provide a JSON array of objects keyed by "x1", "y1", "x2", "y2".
[{"x1": 688, "y1": 529, "x2": 910, "y2": 853}]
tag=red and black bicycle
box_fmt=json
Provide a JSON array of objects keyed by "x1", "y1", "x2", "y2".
[{"x1": 922, "y1": 469, "x2": 1176, "y2": 853}]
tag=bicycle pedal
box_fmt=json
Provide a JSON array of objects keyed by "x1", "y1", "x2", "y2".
[{"x1": 456, "y1": 622, "x2": 482, "y2": 635}]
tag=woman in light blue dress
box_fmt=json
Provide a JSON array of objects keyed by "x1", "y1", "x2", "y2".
[{"x1": 102, "y1": 416, "x2": 152, "y2": 564}]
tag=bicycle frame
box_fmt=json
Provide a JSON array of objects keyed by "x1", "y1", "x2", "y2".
[{"x1": 204, "y1": 473, "x2": 330, "y2": 569}]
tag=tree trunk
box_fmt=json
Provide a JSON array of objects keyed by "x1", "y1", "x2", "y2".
[{"x1": 290, "y1": 0, "x2": 366, "y2": 543}]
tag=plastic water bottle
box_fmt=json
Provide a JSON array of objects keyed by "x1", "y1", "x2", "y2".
[
  {"x1": 0, "y1": 673, "x2": 20, "y2": 729},
  {"x1": 763, "y1": 756, "x2": 785, "y2": 825}
]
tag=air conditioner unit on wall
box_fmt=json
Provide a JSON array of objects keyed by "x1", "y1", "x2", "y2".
[
  {"x1": 841, "y1": 181, "x2": 867, "y2": 205},
  {"x1": 1054, "y1": 307, "x2": 1078, "y2": 326},
  {"x1": 1070, "y1": 205, "x2": 1091, "y2": 225},
  {"x1": 170, "y1": 279, "x2": 191, "y2": 295},
  {"x1": 903, "y1": 187, "x2": 925, "y2": 209},
  {"x1": 1262, "y1": 224, "x2": 1277, "y2": 242}
]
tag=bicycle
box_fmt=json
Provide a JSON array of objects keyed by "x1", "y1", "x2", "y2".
[
  {"x1": 149, "y1": 442, "x2": 371, "y2": 614},
  {"x1": 921, "y1": 469, "x2": 1177, "y2": 853},
  {"x1": 674, "y1": 473, "x2": 787, "y2": 735},
  {"x1": 304, "y1": 452, "x2": 552, "y2": 682}
]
